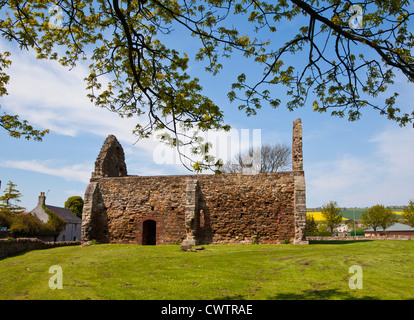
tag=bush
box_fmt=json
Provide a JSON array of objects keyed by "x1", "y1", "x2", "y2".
[
  {"x1": 9, "y1": 213, "x2": 48, "y2": 237},
  {"x1": 64, "y1": 196, "x2": 84, "y2": 219},
  {"x1": 0, "y1": 211, "x2": 12, "y2": 228},
  {"x1": 42, "y1": 203, "x2": 66, "y2": 236},
  {"x1": 5, "y1": 209, "x2": 65, "y2": 238}
]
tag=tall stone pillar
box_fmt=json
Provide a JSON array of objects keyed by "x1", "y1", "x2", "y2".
[
  {"x1": 292, "y1": 119, "x2": 303, "y2": 172},
  {"x1": 182, "y1": 179, "x2": 200, "y2": 248},
  {"x1": 292, "y1": 119, "x2": 308, "y2": 244}
]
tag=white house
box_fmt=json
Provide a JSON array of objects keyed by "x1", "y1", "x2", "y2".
[
  {"x1": 335, "y1": 223, "x2": 349, "y2": 233},
  {"x1": 30, "y1": 192, "x2": 82, "y2": 241}
]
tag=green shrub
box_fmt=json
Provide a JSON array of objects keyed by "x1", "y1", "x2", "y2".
[
  {"x1": 0, "y1": 211, "x2": 12, "y2": 228},
  {"x1": 5, "y1": 201, "x2": 66, "y2": 237},
  {"x1": 42, "y1": 202, "x2": 66, "y2": 236},
  {"x1": 9, "y1": 213, "x2": 47, "y2": 237}
]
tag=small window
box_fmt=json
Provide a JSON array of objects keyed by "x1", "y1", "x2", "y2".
[{"x1": 199, "y1": 209, "x2": 205, "y2": 228}]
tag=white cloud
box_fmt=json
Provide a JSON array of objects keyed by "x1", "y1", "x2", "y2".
[
  {"x1": 0, "y1": 159, "x2": 92, "y2": 183},
  {"x1": 370, "y1": 126, "x2": 414, "y2": 179},
  {"x1": 306, "y1": 126, "x2": 414, "y2": 207},
  {"x1": 306, "y1": 154, "x2": 376, "y2": 207},
  {"x1": 63, "y1": 189, "x2": 86, "y2": 196},
  {"x1": 1, "y1": 40, "x2": 148, "y2": 144}
]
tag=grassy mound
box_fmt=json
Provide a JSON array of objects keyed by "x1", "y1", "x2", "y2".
[{"x1": 0, "y1": 241, "x2": 413, "y2": 300}]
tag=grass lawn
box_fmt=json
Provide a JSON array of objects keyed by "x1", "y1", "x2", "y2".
[{"x1": 0, "y1": 240, "x2": 413, "y2": 300}]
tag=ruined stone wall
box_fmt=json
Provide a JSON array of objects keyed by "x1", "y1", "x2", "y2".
[
  {"x1": 0, "y1": 238, "x2": 81, "y2": 259},
  {"x1": 90, "y1": 176, "x2": 187, "y2": 244},
  {"x1": 82, "y1": 118, "x2": 308, "y2": 245},
  {"x1": 197, "y1": 173, "x2": 295, "y2": 244},
  {"x1": 85, "y1": 172, "x2": 296, "y2": 245}
]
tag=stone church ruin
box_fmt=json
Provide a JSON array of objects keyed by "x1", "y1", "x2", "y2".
[{"x1": 81, "y1": 119, "x2": 307, "y2": 245}]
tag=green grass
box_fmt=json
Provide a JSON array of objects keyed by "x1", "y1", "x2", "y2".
[{"x1": 0, "y1": 241, "x2": 413, "y2": 300}]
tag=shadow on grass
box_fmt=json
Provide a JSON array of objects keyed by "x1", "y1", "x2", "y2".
[
  {"x1": 308, "y1": 240, "x2": 374, "y2": 245},
  {"x1": 214, "y1": 294, "x2": 246, "y2": 300},
  {"x1": 0, "y1": 249, "x2": 33, "y2": 261},
  {"x1": 212, "y1": 289, "x2": 380, "y2": 300},
  {"x1": 268, "y1": 289, "x2": 379, "y2": 300}
]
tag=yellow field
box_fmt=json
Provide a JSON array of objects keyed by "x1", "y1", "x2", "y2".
[
  {"x1": 307, "y1": 211, "x2": 402, "y2": 221},
  {"x1": 306, "y1": 212, "x2": 348, "y2": 221}
]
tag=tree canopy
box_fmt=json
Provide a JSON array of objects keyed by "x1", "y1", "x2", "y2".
[
  {"x1": 64, "y1": 196, "x2": 84, "y2": 218},
  {"x1": 320, "y1": 200, "x2": 343, "y2": 233},
  {"x1": 1, "y1": 0, "x2": 413, "y2": 170},
  {"x1": 402, "y1": 200, "x2": 414, "y2": 227},
  {"x1": 361, "y1": 204, "x2": 397, "y2": 235}
]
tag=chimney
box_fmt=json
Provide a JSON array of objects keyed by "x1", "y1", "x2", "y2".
[{"x1": 38, "y1": 192, "x2": 46, "y2": 206}]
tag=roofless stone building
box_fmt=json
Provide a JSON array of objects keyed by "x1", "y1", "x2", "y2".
[{"x1": 81, "y1": 119, "x2": 308, "y2": 245}]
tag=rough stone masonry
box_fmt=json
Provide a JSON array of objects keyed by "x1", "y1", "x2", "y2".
[{"x1": 81, "y1": 119, "x2": 308, "y2": 245}]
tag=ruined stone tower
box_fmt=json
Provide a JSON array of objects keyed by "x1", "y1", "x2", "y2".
[
  {"x1": 82, "y1": 119, "x2": 308, "y2": 245},
  {"x1": 82, "y1": 134, "x2": 127, "y2": 243},
  {"x1": 92, "y1": 134, "x2": 127, "y2": 178}
]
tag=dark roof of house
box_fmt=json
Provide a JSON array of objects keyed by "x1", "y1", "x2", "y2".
[{"x1": 46, "y1": 205, "x2": 82, "y2": 224}]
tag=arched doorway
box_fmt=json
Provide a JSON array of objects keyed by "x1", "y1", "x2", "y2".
[{"x1": 142, "y1": 219, "x2": 156, "y2": 245}]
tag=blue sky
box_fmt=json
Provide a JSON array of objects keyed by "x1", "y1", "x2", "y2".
[{"x1": 0, "y1": 9, "x2": 413, "y2": 211}]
